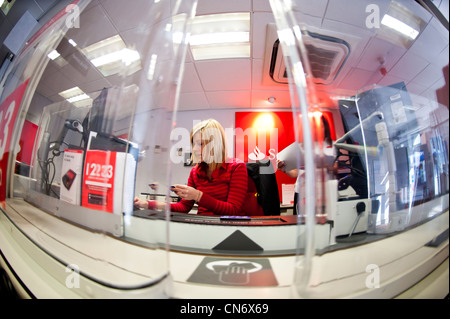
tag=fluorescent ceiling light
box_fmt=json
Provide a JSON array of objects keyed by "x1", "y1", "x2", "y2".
[
  {"x1": 68, "y1": 38, "x2": 77, "y2": 47},
  {"x1": 192, "y1": 12, "x2": 250, "y2": 29},
  {"x1": 82, "y1": 34, "x2": 141, "y2": 76},
  {"x1": 82, "y1": 35, "x2": 125, "y2": 58},
  {"x1": 381, "y1": 14, "x2": 419, "y2": 39},
  {"x1": 189, "y1": 12, "x2": 251, "y2": 60},
  {"x1": 67, "y1": 93, "x2": 90, "y2": 103},
  {"x1": 189, "y1": 32, "x2": 249, "y2": 46},
  {"x1": 90, "y1": 48, "x2": 140, "y2": 67},
  {"x1": 58, "y1": 87, "x2": 92, "y2": 107},
  {"x1": 147, "y1": 54, "x2": 158, "y2": 80},
  {"x1": 191, "y1": 43, "x2": 250, "y2": 61},
  {"x1": 375, "y1": 1, "x2": 425, "y2": 48},
  {"x1": 47, "y1": 49, "x2": 60, "y2": 60},
  {"x1": 58, "y1": 87, "x2": 85, "y2": 99}
]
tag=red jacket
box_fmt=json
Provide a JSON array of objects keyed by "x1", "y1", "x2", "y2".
[{"x1": 149, "y1": 158, "x2": 263, "y2": 216}]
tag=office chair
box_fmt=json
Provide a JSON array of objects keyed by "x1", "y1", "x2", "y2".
[{"x1": 246, "y1": 159, "x2": 281, "y2": 216}]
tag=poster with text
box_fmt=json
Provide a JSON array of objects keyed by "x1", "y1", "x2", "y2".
[
  {"x1": 0, "y1": 79, "x2": 30, "y2": 209},
  {"x1": 82, "y1": 150, "x2": 117, "y2": 213}
]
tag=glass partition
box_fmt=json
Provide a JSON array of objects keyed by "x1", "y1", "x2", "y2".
[
  {"x1": 275, "y1": 0, "x2": 449, "y2": 297},
  {"x1": 351, "y1": 83, "x2": 449, "y2": 234},
  {"x1": 4, "y1": 0, "x2": 197, "y2": 292},
  {"x1": 1, "y1": 0, "x2": 448, "y2": 298}
]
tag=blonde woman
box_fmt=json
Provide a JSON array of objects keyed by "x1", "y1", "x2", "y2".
[{"x1": 134, "y1": 119, "x2": 253, "y2": 216}]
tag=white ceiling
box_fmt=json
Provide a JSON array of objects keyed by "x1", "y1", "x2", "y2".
[{"x1": 35, "y1": 0, "x2": 449, "y2": 113}]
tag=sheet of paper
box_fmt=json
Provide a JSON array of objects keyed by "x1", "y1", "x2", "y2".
[
  {"x1": 277, "y1": 142, "x2": 302, "y2": 171},
  {"x1": 281, "y1": 184, "x2": 295, "y2": 205}
]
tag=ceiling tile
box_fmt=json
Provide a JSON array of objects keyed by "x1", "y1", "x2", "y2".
[
  {"x1": 100, "y1": 0, "x2": 156, "y2": 32},
  {"x1": 196, "y1": 0, "x2": 251, "y2": 15},
  {"x1": 40, "y1": 70, "x2": 77, "y2": 97},
  {"x1": 409, "y1": 20, "x2": 449, "y2": 63},
  {"x1": 395, "y1": 0, "x2": 433, "y2": 22},
  {"x1": 36, "y1": 82, "x2": 55, "y2": 100},
  {"x1": 389, "y1": 50, "x2": 429, "y2": 82},
  {"x1": 252, "y1": 0, "x2": 271, "y2": 12},
  {"x1": 196, "y1": 59, "x2": 252, "y2": 91},
  {"x1": 180, "y1": 63, "x2": 203, "y2": 93},
  {"x1": 376, "y1": 73, "x2": 404, "y2": 87},
  {"x1": 65, "y1": 3, "x2": 117, "y2": 49},
  {"x1": 252, "y1": 12, "x2": 275, "y2": 60},
  {"x1": 324, "y1": 0, "x2": 390, "y2": 30},
  {"x1": 293, "y1": 0, "x2": 329, "y2": 17},
  {"x1": 411, "y1": 63, "x2": 444, "y2": 87},
  {"x1": 336, "y1": 67, "x2": 374, "y2": 92},
  {"x1": 405, "y1": 81, "x2": 427, "y2": 96},
  {"x1": 251, "y1": 90, "x2": 291, "y2": 108},
  {"x1": 77, "y1": 78, "x2": 112, "y2": 95},
  {"x1": 434, "y1": 45, "x2": 449, "y2": 70},
  {"x1": 205, "y1": 90, "x2": 251, "y2": 108},
  {"x1": 59, "y1": 54, "x2": 104, "y2": 85},
  {"x1": 356, "y1": 37, "x2": 406, "y2": 72},
  {"x1": 178, "y1": 92, "x2": 210, "y2": 110}
]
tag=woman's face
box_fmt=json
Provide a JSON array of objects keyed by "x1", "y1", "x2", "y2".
[{"x1": 192, "y1": 132, "x2": 205, "y2": 162}]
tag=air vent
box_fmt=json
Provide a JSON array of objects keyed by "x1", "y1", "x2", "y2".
[{"x1": 263, "y1": 24, "x2": 351, "y2": 86}]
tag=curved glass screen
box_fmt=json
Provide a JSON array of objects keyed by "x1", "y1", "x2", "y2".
[
  {"x1": 270, "y1": 0, "x2": 448, "y2": 297},
  {"x1": 1, "y1": 0, "x2": 447, "y2": 298},
  {"x1": 3, "y1": 0, "x2": 197, "y2": 292}
]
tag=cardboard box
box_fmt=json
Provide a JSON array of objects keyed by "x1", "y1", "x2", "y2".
[
  {"x1": 60, "y1": 149, "x2": 84, "y2": 205},
  {"x1": 82, "y1": 150, "x2": 135, "y2": 214}
]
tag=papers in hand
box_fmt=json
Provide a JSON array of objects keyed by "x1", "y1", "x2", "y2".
[
  {"x1": 277, "y1": 142, "x2": 336, "y2": 171},
  {"x1": 277, "y1": 142, "x2": 303, "y2": 171}
]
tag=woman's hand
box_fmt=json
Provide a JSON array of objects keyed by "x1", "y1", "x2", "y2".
[
  {"x1": 134, "y1": 197, "x2": 148, "y2": 209},
  {"x1": 134, "y1": 197, "x2": 165, "y2": 210},
  {"x1": 172, "y1": 184, "x2": 202, "y2": 202},
  {"x1": 277, "y1": 159, "x2": 287, "y2": 172},
  {"x1": 277, "y1": 160, "x2": 299, "y2": 178}
]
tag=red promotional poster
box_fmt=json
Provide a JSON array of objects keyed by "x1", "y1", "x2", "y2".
[
  {"x1": 0, "y1": 79, "x2": 30, "y2": 209},
  {"x1": 235, "y1": 111, "x2": 336, "y2": 204},
  {"x1": 82, "y1": 150, "x2": 117, "y2": 213}
]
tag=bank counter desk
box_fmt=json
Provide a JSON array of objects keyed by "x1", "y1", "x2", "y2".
[
  {"x1": 129, "y1": 209, "x2": 332, "y2": 255},
  {"x1": 1, "y1": 197, "x2": 448, "y2": 299}
]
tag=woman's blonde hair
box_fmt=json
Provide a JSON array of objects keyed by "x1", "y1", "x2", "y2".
[{"x1": 190, "y1": 119, "x2": 227, "y2": 171}]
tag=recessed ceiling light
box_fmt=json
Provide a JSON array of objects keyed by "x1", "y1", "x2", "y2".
[
  {"x1": 90, "y1": 48, "x2": 140, "y2": 67},
  {"x1": 375, "y1": 1, "x2": 426, "y2": 48},
  {"x1": 191, "y1": 43, "x2": 250, "y2": 61},
  {"x1": 189, "y1": 12, "x2": 251, "y2": 60},
  {"x1": 47, "y1": 49, "x2": 60, "y2": 60},
  {"x1": 58, "y1": 87, "x2": 85, "y2": 99},
  {"x1": 189, "y1": 31, "x2": 249, "y2": 46},
  {"x1": 381, "y1": 14, "x2": 419, "y2": 39},
  {"x1": 58, "y1": 87, "x2": 92, "y2": 107},
  {"x1": 81, "y1": 35, "x2": 141, "y2": 76},
  {"x1": 68, "y1": 38, "x2": 77, "y2": 47},
  {"x1": 67, "y1": 93, "x2": 90, "y2": 103}
]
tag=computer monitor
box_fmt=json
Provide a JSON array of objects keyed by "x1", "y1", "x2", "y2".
[{"x1": 337, "y1": 82, "x2": 416, "y2": 199}]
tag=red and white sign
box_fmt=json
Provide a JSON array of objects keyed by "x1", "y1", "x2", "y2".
[
  {"x1": 235, "y1": 111, "x2": 337, "y2": 204},
  {"x1": 60, "y1": 149, "x2": 84, "y2": 205},
  {"x1": 0, "y1": 79, "x2": 30, "y2": 209},
  {"x1": 82, "y1": 150, "x2": 117, "y2": 213}
]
